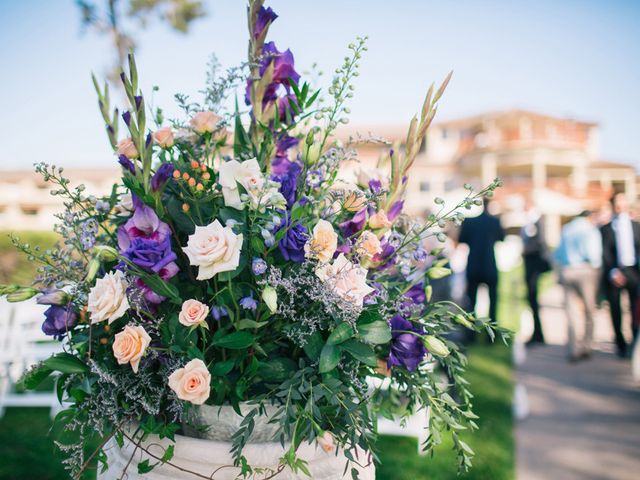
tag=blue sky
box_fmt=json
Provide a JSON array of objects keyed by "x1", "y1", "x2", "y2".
[{"x1": 1, "y1": 0, "x2": 639, "y2": 170}]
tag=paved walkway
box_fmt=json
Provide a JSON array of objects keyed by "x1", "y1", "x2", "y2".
[{"x1": 516, "y1": 283, "x2": 640, "y2": 480}]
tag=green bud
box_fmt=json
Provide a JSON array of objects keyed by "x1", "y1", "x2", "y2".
[
  {"x1": 423, "y1": 335, "x2": 450, "y2": 357},
  {"x1": 262, "y1": 286, "x2": 278, "y2": 313},
  {"x1": 453, "y1": 313, "x2": 474, "y2": 329},
  {"x1": 305, "y1": 130, "x2": 315, "y2": 146},
  {"x1": 6, "y1": 287, "x2": 40, "y2": 303},
  {"x1": 93, "y1": 245, "x2": 119, "y2": 262},
  {"x1": 86, "y1": 258, "x2": 101, "y2": 283},
  {"x1": 427, "y1": 267, "x2": 451, "y2": 279},
  {"x1": 0, "y1": 284, "x2": 21, "y2": 296},
  {"x1": 424, "y1": 285, "x2": 433, "y2": 303}
]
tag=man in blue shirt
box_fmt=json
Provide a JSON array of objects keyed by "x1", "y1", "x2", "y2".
[{"x1": 554, "y1": 210, "x2": 602, "y2": 361}]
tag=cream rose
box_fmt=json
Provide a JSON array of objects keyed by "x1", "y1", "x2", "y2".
[
  {"x1": 315, "y1": 254, "x2": 375, "y2": 308},
  {"x1": 357, "y1": 231, "x2": 382, "y2": 259},
  {"x1": 182, "y1": 220, "x2": 243, "y2": 280},
  {"x1": 116, "y1": 137, "x2": 139, "y2": 159},
  {"x1": 112, "y1": 324, "x2": 151, "y2": 373},
  {"x1": 218, "y1": 159, "x2": 264, "y2": 209},
  {"x1": 168, "y1": 358, "x2": 211, "y2": 405},
  {"x1": 190, "y1": 111, "x2": 221, "y2": 134},
  {"x1": 88, "y1": 270, "x2": 130, "y2": 324},
  {"x1": 179, "y1": 299, "x2": 209, "y2": 327},
  {"x1": 368, "y1": 210, "x2": 392, "y2": 230},
  {"x1": 305, "y1": 219, "x2": 338, "y2": 263},
  {"x1": 317, "y1": 431, "x2": 335, "y2": 453},
  {"x1": 153, "y1": 127, "x2": 175, "y2": 148}
]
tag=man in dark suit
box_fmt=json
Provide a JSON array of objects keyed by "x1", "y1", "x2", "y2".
[
  {"x1": 601, "y1": 192, "x2": 640, "y2": 357},
  {"x1": 459, "y1": 199, "x2": 505, "y2": 330}
]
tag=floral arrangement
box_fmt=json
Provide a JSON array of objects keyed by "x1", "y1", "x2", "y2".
[{"x1": 3, "y1": 1, "x2": 505, "y2": 478}]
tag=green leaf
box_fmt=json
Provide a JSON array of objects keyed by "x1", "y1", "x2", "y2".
[
  {"x1": 327, "y1": 322, "x2": 354, "y2": 345},
  {"x1": 340, "y1": 340, "x2": 378, "y2": 367},
  {"x1": 303, "y1": 332, "x2": 323, "y2": 361},
  {"x1": 258, "y1": 358, "x2": 296, "y2": 383},
  {"x1": 212, "y1": 331, "x2": 255, "y2": 349},
  {"x1": 161, "y1": 445, "x2": 175, "y2": 463},
  {"x1": 21, "y1": 365, "x2": 53, "y2": 390},
  {"x1": 358, "y1": 320, "x2": 391, "y2": 345},
  {"x1": 236, "y1": 319, "x2": 268, "y2": 330},
  {"x1": 319, "y1": 344, "x2": 341, "y2": 373},
  {"x1": 211, "y1": 360, "x2": 235, "y2": 376},
  {"x1": 137, "y1": 272, "x2": 182, "y2": 305},
  {"x1": 137, "y1": 459, "x2": 155, "y2": 474},
  {"x1": 43, "y1": 353, "x2": 89, "y2": 374}
]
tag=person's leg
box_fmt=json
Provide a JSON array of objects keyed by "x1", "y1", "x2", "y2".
[
  {"x1": 525, "y1": 263, "x2": 544, "y2": 342},
  {"x1": 487, "y1": 276, "x2": 498, "y2": 324},
  {"x1": 625, "y1": 269, "x2": 640, "y2": 346},
  {"x1": 605, "y1": 282, "x2": 625, "y2": 355},
  {"x1": 579, "y1": 268, "x2": 598, "y2": 355},
  {"x1": 561, "y1": 268, "x2": 580, "y2": 359}
]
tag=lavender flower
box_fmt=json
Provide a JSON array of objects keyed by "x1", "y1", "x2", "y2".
[
  {"x1": 42, "y1": 304, "x2": 77, "y2": 339},
  {"x1": 122, "y1": 237, "x2": 178, "y2": 275},
  {"x1": 271, "y1": 162, "x2": 301, "y2": 208},
  {"x1": 306, "y1": 169, "x2": 324, "y2": 188},
  {"x1": 239, "y1": 295, "x2": 258, "y2": 311},
  {"x1": 388, "y1": 315, "x2": 426, "y2": 372},
  {"x1": 404, "y1": 282, "x2": 426, "y2": 305},
  {"x1": 252, "y1": 258, "x2": 268, "y2": 275},
  {"x1": 211, "y1": 305, "x2": 229, "y2": 321}
]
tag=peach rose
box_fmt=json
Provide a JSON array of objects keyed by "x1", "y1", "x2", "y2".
[
  {"x1": 317, "y1": 431, "x2": 335, "y2": 453},
  {"x1": 343, "y1": 186, "x2": 367, "y2": 212},
  {"x1": 182, "y1": 219, "x2": 243, "y2": 280},
  {"x1": 168, "y1": 358, "x2": 211, "y2": 405},
  {"x1": 357, "y1": 231, "x2": 382, "y2": 259},
  {"x1": 116, "y1": 137, "x2": 139, "y2": 159},
  {"x1": 88, "y1": 270, "x2": 130, "y2": 324},
  {"x1": 368, "y1": 210, "x2": 392, "y2": 230},
  {"x1": 112, "y1": 325, "x2": 151, "y2": 373},
  {"x1": 190, "y1": 111, "x2": 221, "y2": 134},
  {"x1": 153, "y1": 127, "x2": 174, "y2": 148},
  {"x1": 315, "y1": 254, "x2": 375, "y2": 308},
  {"x1": 305, "y1": 219, "x2": 338, "y2": 263},
  {"x1": 179, "y1": 299, "x2": 209, "y2": 327}
]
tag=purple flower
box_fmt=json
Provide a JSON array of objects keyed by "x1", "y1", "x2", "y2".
[
  {"x1": 372, "y1": 240, "x2": 397, "y2": 271},
  {"x1": 277, "y1": 94, "x2": 298, "y2": 122},
  {"x1": 260, "y1": 42, "x2": 300, "y2": 86},
  {"x1": 339, "y1": 208, "x2": 368, "y2": 238},
  {"x1": 37, "y1": 289, "x2": 69, "y2": 306},
  {"x1": 42, "y1": 304, "x2": 77, "y2": 339},
  {"x1": 271, "y1": 162, "x2": 301, "y2": 208},
  {"x1": 122, "y1": 237, "x2": 178, "y2": 275},
  {"x1": 151, "y1": 163, "x2": 174, "y2": 192},
  {"x1": 95, "y1": 200, "x2": 111, "y2": 213},
  {"x1": 122, "y1": 111, "x2": 131, "y2": 126},
  {"x1": 404, "y1": 282, "x2": 426, "y2": 305},
  {"x1": 369, "y1": 179, "x2": 382, "y2": 194},
  {"x1": 306, "y1": 169, "x2": 323, "y2": 188},
  {"x1": 254, "y1": 5, "x2": 278, "y2": 39},
  {"x1": 276, "y1": 214, "x2": 308, "y2": 263},
  {"x1": 388, "y1": 200, "x2": 404, "y2": 221},
  {"x1": 117, "y1": 202, "x2": 171, "y2": 251},
  {"x1": 239, "y1": 295, "x2": 258, "y2": 311},
  {"x1": 118, "y1": 154, "x2": 135, "y2": 174},
  {"x1": 387, "y1": 315, "x2": 426, "y2": 372},
  {"x1": 211, "y1": 305, "x2": 229, "y2": 321},
  {"x1": 252, "y1": 258, "x2": 268, "y2": 275}
]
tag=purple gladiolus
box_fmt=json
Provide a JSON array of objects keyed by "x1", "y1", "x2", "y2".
[
  {"x1": 42, "y1": 304, "x2": 77, "y2": 339},
  {"x1": 369, "y1": 179, "x2": 382, "y2": 194},
  {"x1": 387, "y1": 315, "x2": 426, "y2": 372},
  {"x1": 254, "y1": 5, "x2": 278, "y2": 39},
  {"x1": 134, "y1": 95, "x2": 143, "y2": 111},
  {"x1": 276, "y1": 214, "x2": 308, "y2": 263},
  {"x1": 151, "y1": 163, "x2": 174, "y2": 192},
  {"x1": 260, "y1": 42, "x2": 300, "y2": 86},
  {"x1": 122, "y1": 111, "x2": 131, "y2": 126},
  {"x1": 388, "y1": 200, "x2": 404, "y2": 221},
  {"x1": 118, "y1": 154, "x2": 135, "y2": 174}
]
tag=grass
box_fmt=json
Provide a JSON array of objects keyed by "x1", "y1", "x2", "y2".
[
  {"x1": 0, "y1": 230, "x2": 59, "y2": 284},
  {"x1": 0, "y1": 265, "x2": 532, "y2": 479}
]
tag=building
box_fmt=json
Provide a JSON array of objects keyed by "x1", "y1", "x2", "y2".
[{"x1": 339, "y1": 109, "x2": 638, "y2": 245}]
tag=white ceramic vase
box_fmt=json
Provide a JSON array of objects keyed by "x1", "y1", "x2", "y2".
[{"x1": 98, "y1": 404, "x2": 375, "y2": 480}]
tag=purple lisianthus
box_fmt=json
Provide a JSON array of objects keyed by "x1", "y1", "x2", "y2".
[
  {"x1": 276, "y1": 214, "x2": 308, "y2": 263},
  {"x1": 404, "y1": 282, "x2": 426, "y2": 305},
  {"x1": 270, "y1": 135, "x2": 299, "y2": 175},
  {"x1": 151, "y1": 163, "x2": 174, "y2": 192},
  {"x1": 37, "y1": 289, "x2": 69, "y2": 306},
  {"x1": 339, "y1": 208, "x2": 368, "y2": 238},
  {"x1": 239, "y1": 295, "x2": 258, "y2": 312},
  {"x1": 254, "y1": 5, "x2": 278, "y2": 39},
  {"x1": 42, "y1": 304, "x2": 77, "y2": 339},
  {"x1": 117, "y1": 202, "x2": 171, "y2": 251},
  {"x1": 271, "y1": 161, "x2": 301, "y2": 208},
  {"x1": 122, "y1": 237, "x2": 178, "y2": 275},
  {"x1": 387, "y1": 315, "x2": 426, "y2": 372},
  {"x1": 372, "y1": 240, "x2": 397, "y2": 271},
  {"x1": 252, "y1": 258, "x2": 268, "y2": 275}
]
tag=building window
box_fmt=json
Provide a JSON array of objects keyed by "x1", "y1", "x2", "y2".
[
  {"x1": 420, "y1": 181, "x2": 430, "y2": 192},
  {"x1": 21, "y1": 206, "x2": 39, "y2": 216},
  {"x1": 441, "y1": 128, "x2": 448, "y2": 139}
]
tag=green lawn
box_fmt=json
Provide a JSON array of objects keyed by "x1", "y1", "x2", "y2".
[
  {"x1": 0, "y1": 266, "x2": 531, "y2": 479},
  {"x1": 0, "y1": 230, "x2": 59, "y2": 284}
]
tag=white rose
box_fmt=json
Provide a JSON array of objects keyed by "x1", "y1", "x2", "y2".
[
  {"x1": 218, "y1": 159, "x2": 264, "y2": 210},
  {"x1": 182, "y1": 220, "x2": 243, "y2": 280},
  {"x1": 168, "y1": 358, "x2": 211, "y2": 405},
  {"x1": 116, "y1": 192, "x2": 134, "y2": 215},
  {"x1": 315, "y1": 254, "x2": 375, "y2": 308},
  {"x1": 88, "y1": 270, "x2": 130, "y2": 324},
  {"x1": 305, "y1": 219, "x2": 338, "y2": 263}
]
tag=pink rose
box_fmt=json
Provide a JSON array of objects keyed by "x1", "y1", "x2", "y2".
[
  {"x1": 178, "y1": 299, "x2": 209, "y2": 327},
  {"x1": 368, "y1": 210, "x2": 392, "y2": 230},
  {"x1": 112, "y1": 325, "x2": 151, "y2": 373},
  {"x1": 168, "y1": 359, "x2": 211, "y2": 405},
  {"x1": 116, "y1": 137, "x2": 139, "y2": 159},
  {"x1": 190, "y1": 111, "x2": 221, "y2": 134},
  {"x1": 153, "y1": 127, "x2": 175, "y2": 148}
]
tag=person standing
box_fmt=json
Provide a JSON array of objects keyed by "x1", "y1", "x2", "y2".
[
  {"x1": 554, "y1": 211, "x2": 602, "y2": 361},
  {"x1": 601, "y1": 192, "x2": 640, "y2": 358},
  {"x1": 521, "y1": 202, "x2": 551, "y2": 346},
  {"x1": 458, "y1": 199, "x2": 505, "y2": 331}
]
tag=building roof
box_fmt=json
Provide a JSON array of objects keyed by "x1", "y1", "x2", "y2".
[
  {"x1": 589, "y1": 160, "x2": 636, "y2": 171},
  {"x1": 434, "y1": 109, "x2": 598, "y2": 129}
]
